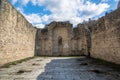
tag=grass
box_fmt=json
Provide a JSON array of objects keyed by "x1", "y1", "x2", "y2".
[{"x1": 0, "y1": 57, "x2": 36, "y2": 68}]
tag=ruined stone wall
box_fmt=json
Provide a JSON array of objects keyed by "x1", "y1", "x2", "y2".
[
  {"x1": 35, "y1": 28, "x2": 53, "y2": 56},
  {"x1": 71, "y1": 39, "x2": 78, "y2": 55},
  {"x1": 71, "y1": 25, "x2": 88, "y2": 56},
  {"x1": 0, "y1": 0, "x2": 37, "y2": 66},
  {"x1": 36, "y1": 22, "x2": 73, "y2": 56},
  {"x1": 35, "y1": 29, "x2": 42, "y2": 56},
  {"x1": 71, "y1": 28, "x2": 78, "y2": 55},
  {"x1": 50, "y1": 22, "x2": 72, "y2": 56},
  {"x1": 91, "y1": 8, "x2": 120, "y2": 64},
  {"x1": 52, "y1": 23, "x2": 68, "y2": 56},
  {"x1": 78, "y1": 25, "x2": 88, "y2": 55}
]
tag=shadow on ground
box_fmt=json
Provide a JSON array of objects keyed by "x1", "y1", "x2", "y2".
[{"x1": 37, "y1": 57, "x2": 120, "y2": 80}]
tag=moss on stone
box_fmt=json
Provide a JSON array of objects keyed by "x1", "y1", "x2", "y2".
[{"x1": 0, "y1": 57, "x2": 36, "y2": 68}]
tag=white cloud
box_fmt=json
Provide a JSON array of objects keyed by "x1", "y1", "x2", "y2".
[
  {"x1": 41, "y1": 15, "x2": 50, "y2": 22},
  {"x1": 30, "y1": 0, "x2": 37, "y2": 5},
  {"x1": 24, "y1": 13, "x2": 42, "y2": 24},
  {"x1": 11, "y1": 0, "x2": 17, "y2": 4},
  {"x1": 21, "y1": 0, "x2": 30, "y2": 6},
  {"x1": 39, "y1": 0, "x2": 110, "y2": 26},
  {"x1": 16, "y1": 7, "x2": 45, "y2": 28},
  {"x1": 101, "y1": 0, "x2": 108, "y2": 2},
  {"x1": 12, "y1": 0, "x2": 110, "y2": 28},
  {"x1": 34, "y1": 23, "x2": 45, "y2": 28},
  {"x1": 16, "y1": 7, "x2": 24, "y2": 13}
]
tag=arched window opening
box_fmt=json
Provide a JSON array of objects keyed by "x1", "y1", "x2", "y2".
[
  {"x1": 58, "y1": 36, "x2": 63, "y2": 54},
  {"x1": 58, "y1": 37, "x2": 62, "y2": 45}
]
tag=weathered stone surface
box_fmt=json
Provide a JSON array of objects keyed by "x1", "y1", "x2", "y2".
[
  {"x1": 35, "y1": 21, "x2": 74, "y2": 56},
  {"x1": 35, "y1": 21, "x2": 88, "y2": 56},
  {"x1": 0, "y1": 0, "x2": 120, "y2": 67},
  {"x1": 91, "y1": 8, "x2": 120, "y2": 64},
  {"x1": 0, "y1": 57, "x2": 120, "y2": 80},
  {"x1": 0, "y1": 0, "x2": 37, "y2": 66},
  {"x1": 35, "y1": 5, "x2": 120, "y2": 64},
  {"x1": 71, "y1": 24, "x2": 88, "y2": 56}
]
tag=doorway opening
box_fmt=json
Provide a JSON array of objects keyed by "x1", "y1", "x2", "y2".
[{"x1": 58, "y1": 36, "x2": 63, "y2": 55}]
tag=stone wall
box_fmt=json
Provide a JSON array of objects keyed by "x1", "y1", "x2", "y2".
[
  {"x1": 35, "y1": 28, "x2": 51, "y2": 56},
  {"x1": 1, "y1": 0, "x2": 120, "y2": 65},
  {"x1": 36, "y1": 22, "x2": 73, "y2": 56},
  {"x1": 0, "y1": 0, "x2": 37, "y2": 66},
  {"x1": 71, "y1": 25, "x2": 88, "y2": 56},
  {"x1": 31, "y1": 6, "x2": 120, "y2": 64},
  {"x1": 78, "y1": 24, "x2": 88, "y2": 55},
  {"x1": 91, "y1": 8, "x2": 120, "y2": 64},
  {"x1": 36, "y1": 21, "x2": 89, "y2": 56},
  {"x1": 51, "y1": 22, "x2": 72, "y2": 56}
]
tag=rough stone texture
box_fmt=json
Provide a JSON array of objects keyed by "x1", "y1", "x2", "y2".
[
  {"x1": 0, "y1": 0, "x2": 120, "y2": 67},
  {"x1": 36, "y1": 21, "x2": 73, "y2": 56},
  {"x1": 35, "y1": 21, "x2": 88, "y2": 56},
  {"x1": 71, "y1": 24, "x2": 88, "y2": 56},
  {"x1": 36, "y1": 5, "x2": 120, "y2": 64},
  {"x1": 0, "y1": 0, "x2": 37, "y2": 66},
  {"x1": 0, "y1": 57, "x2": 120, "y2": 80},
  {"x1": 91, "y1": 8, "x2": 120, "y2": 64}
]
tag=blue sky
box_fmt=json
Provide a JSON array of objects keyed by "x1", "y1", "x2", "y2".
[{"x1": 9, "y1": 0, "x2": 119, "y2": 28}]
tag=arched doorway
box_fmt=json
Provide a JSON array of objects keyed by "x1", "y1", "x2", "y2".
[{"x1": 58, "y1": 36, "x2": 63, "y2": 55}]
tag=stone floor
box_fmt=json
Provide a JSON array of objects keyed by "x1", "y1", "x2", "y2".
[{"x1": 0, "y1": 57, "x2": 120, "y2": 80}]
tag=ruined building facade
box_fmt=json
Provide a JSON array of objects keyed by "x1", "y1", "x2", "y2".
[
  {"x1": 0, "y1": 0, "x2": 120, "y2": 66},
  {"x1": 35, "y1": 22, "x2": 73, "y2": 56},
  {"x1": 35, "y1": 4, "x2": 120, "y2": 64},
  {"x1": 35, "y1": 22, "x2": 89, "y2": 56}
]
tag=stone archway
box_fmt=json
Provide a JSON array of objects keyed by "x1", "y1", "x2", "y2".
[{"x1": 58, "y1": 36, "x2": 63, "y2": 55}]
